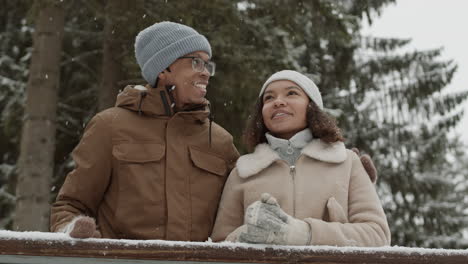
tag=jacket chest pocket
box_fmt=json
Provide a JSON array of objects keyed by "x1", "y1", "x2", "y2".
[
  {"x1": 189, "y1": 146, "x2": 227, "y2": 177},
  {"x1": 112, "y1": 143, "x2": 166, "y2": 233},
  {"x1": 188, "y1": 146, "x2": 228, "y2": 240}
]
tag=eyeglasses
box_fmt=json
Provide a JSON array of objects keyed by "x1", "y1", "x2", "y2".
[{"x1": 179, "y1": 56, "x2": 216, "y2": 76}]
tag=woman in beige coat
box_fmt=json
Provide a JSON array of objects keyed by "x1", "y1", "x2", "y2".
[{"x1": 211, "y1": 70, "x2": 390, "y2": 247}]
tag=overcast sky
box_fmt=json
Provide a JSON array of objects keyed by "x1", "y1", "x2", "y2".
[{"x1": 362, "y1": 0, "x2": 468, "y2": 143}]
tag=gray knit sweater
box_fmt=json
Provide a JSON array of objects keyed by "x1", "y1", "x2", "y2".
[{"x1": 265, "y1": 129, "x2": 312, "y2": 165}]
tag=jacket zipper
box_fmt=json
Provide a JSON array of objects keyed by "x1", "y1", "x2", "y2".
[{"x1": 290, "y1": 165, "x2": 296, "y2": 216}]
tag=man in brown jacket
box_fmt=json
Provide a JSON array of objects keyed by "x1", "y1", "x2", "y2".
[{"x1": 50, "y1": 22, "x2": 239, "y2": 241}]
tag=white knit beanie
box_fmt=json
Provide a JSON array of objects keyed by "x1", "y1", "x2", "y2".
[
  {"x1": 135, "y1": 21, "x2": 212, "y2": 87},
  {"x1": 259, "y1": 70, "x2": 323, "y2": 109}
]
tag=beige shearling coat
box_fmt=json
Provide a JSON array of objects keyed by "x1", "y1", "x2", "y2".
[{"x1": 211, "y1": 139, "x2": 391, "y2": 247}]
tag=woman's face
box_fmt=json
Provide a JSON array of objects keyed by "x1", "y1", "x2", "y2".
[{"x1": 261, "y1": 80, "x2": 310, "y2": 140}]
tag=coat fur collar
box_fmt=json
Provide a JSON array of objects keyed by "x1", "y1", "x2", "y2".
[{"x1": 236, "y1": 139, "x2": 347, "y2": 179}]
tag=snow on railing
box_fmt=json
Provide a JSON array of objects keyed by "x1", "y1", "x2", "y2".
[{"x1": 1, "y1": 230, "x2": 468, "y2": 264}]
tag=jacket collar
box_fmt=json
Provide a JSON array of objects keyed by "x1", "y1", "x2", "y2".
[
  {"x1": 115, "y1": 85, "x2": 209, "y2": 121},
  {"x1": 266, "y1": 129, "x2": 312, "y2": 151},
  {"x1": 236, "y1": 139, "x2": 347, "y2": 179}
]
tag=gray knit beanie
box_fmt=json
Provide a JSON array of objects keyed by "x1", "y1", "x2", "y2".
[
  {"x1": 135, "y1": 21, "x2": 212, "y2": 87},
  {"x1": 259, "y1": 70, "x2": 323, "y2": 109}
]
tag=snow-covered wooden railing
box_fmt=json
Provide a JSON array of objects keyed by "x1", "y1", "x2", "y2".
[{"x1": 1, "y1": 231, "x2": 468, "y2": 264}]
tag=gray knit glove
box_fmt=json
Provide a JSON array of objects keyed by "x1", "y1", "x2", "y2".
[{"x1": 238, "y1": 193, "x2": 312, "y2": 245}]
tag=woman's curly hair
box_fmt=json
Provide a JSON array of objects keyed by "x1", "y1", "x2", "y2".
[{"x1": 242, "y1": 97, "x2": 344, "y2": 152}]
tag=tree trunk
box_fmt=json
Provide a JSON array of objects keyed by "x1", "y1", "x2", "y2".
[
  {"x1": 98, "y1": 1, "x2": 121, "y2": 110},
  {"x1": 98, "y1": 1, "x2": 126, "y2": 111},
  {"x1": 14, "y1": 0, "x2": 64, "y2": 231},
  {"x1": 98, "y1": 0, "x2": 146, "y2": 111}
]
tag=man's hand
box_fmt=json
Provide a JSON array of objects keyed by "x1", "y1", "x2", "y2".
[
  {"x1": 238, "y1": 193, "x2": 311, "y2": 245},
  {"x1": 68, "y1": 216, "x2": 102, "y2": 239},
  {"x1": 352, "y1": 148, "x2": 377, "y2": 184}
]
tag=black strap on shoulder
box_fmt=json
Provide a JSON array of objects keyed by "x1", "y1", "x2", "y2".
[{"x1": 159, "y1": 90, "x2": 172, "y2": 116}]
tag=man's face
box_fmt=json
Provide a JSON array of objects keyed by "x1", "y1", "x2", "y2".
[{"x1": 163, "y1": 51, "x2": 211, "y2": 109}]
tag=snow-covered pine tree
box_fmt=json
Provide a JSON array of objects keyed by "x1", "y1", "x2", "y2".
[
  {"x1": 348, "y1": 35, "x2": 468, "y2": 248},
  {"x1": 0, "y1": 0, "x2": 33, "y2": 229}
]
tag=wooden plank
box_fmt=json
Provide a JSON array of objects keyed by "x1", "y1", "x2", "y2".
[
  {"x1": 1, "y1": 235, "x2": 468, "y2": 264},
  {"x1": 0, "y1": 254, "x2": 230, "y2": 264}
]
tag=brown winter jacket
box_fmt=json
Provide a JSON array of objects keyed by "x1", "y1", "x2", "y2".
[
  {"x1": 211, "y1": 140, "x2": 391, "y2": 246},
  {"x1": 50, "y1": 85, "x2": 239, "y2": 241}
]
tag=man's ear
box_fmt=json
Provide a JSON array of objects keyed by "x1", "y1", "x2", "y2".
[
  {"x1": 158, "y1": 71, "x2": 167, "y2": 81},
  {"x1": 156, "y1": 71, "x2": 169, "y2": 88}
]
